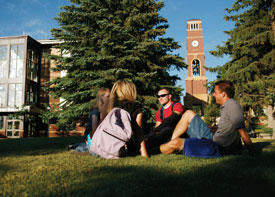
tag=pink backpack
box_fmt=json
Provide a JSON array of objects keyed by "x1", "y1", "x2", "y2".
[{"x1": 90, "y1": 108, "x2": 132, "y2": 159}]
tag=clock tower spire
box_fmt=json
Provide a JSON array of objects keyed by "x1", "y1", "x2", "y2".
[{"x1": 184, "y1": 19, "x2": 209, "y2": 114}]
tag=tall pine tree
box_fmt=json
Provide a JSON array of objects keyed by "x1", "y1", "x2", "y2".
[
  {"x1": 45, "y1": 0, "x2": 186, "y2": 130},
  {"x1": 210, "y1": 0, "x2": 275, "y2": 118}
]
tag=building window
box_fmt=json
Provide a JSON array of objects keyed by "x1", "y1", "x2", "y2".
[
  {"x1": 192, "y1": 59, "x2": 200, "y2": 76},
  {"x1": 0, "y1": 45, "x2": 8, "y2": 78},
  {"x1": 0, "y1": 85, "x2": 6, "y2": 106},
  {"x1": 0, "y1": 116, "x2": 3, "y2": 129},
  {"x1": 8, "y1": 84, "x2": 22, "y2": 107},
  {"x1": 9, "y1": 44, "x2": 24, "y2": 79},
  {"x1": 7, "y1": 114, "x2": 21, "y2": 138},
  {"x1": 26, "y1": 85, "x2": 38, "y2": 104},
  {"x1": 25, "y1": 114, "x2": 37, "y2": 137},
  {"x1": 190, "y1": 23, "x2": 199, "y2": 30},
  {"x1": 27, "y1": 49, "x2": 38, "y2": 82}
]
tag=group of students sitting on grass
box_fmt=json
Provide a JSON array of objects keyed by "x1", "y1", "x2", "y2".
[{"x1": 68, "y1": 79, "x2": 255, "y2": 159}]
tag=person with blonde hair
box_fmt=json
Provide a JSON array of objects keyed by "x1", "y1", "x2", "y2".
[
  {"x1": 102, "y1": 79, "x2": 148, "y2": 158},
  {"x1": 67, "y1": 87, "x2": 110, "y2": 152},
  {"x1": 108, "y1": 79, "x2": 137, "y2": 111}
]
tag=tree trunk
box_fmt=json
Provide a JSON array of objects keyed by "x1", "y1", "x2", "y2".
[{"x1": 272, "y1": 2, "x2": 275, "y2": 37}]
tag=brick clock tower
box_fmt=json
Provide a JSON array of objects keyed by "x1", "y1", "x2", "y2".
[{"x1": 184, "y1": 19, "x2": 209, "y2": 114}]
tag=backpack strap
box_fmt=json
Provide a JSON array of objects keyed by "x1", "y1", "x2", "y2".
[
  {"x1": 128, "y1": 102, "x2": 142, "y2": 115},
  {"x1": 160, "y1": 102, "x2": 178, "y2": 121},
  {"x1": 171, "y1": 102, "x2": 177, "y2": 111},
  {"x1": 160, "y1": 106, "x2": 164, "y2": 121}
]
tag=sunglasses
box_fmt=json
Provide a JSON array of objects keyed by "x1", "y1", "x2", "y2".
[{"x1": 157, "y1": 94, "x2": 169, "y2": 98}]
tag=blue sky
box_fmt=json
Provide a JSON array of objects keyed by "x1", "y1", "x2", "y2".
[{"x1": 0, "y1": 0, "x2": 236, "y2": 93}]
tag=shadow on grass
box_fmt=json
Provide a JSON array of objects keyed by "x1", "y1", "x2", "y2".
[
  {"x1": 0, "y1": 136, "x2": 84, "y2": 156},
  {"x1": 1, "y1": 138, "x2": 275, "y2": 196},
  {"x1": 51, "y1": 152, "x2": 275, "y2": 196},
  {"x1": 254, "y1": 140, "x2": 272, "y2": 149}
]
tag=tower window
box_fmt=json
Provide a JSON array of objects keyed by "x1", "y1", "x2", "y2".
[
  {"x1": 190, "y1": 23, "x2": 199, "y2": 30},
  {"x1": 192, "y1": 59, "x2": 200, "y2": 76}
]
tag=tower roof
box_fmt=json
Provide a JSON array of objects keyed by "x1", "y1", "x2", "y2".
[{"x1": 187, "y1": 19, "x2": 201, "y2": 22}]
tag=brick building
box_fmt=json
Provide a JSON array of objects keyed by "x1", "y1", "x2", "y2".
[{"x1": 184, "y1": 19, "x2": 210, "y2": 115}]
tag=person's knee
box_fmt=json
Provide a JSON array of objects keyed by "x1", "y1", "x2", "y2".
[
  {"x1": 183, "y1": 110, "x2": 196, "y2": 122},
  {"x1": 186, "y1": 110, "x2": 196, "y2": 117},
  {"x1": 160, "y1": 138, "x2": 184, "y2": 154},
  {"x1": 170, "y1": 138, "x2": 184, "y2": 150}
]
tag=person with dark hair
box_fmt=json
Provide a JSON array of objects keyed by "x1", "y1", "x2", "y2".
[
  {"x1": 214, "y1": 80, "x2": 235, "y2": 98},
  {"x1": 154, "y1": 80, "x2": 254, "y2": 157},
  {"x1": 146, "y1": 87, "x2": 185, "y2": 149},
  {"x1": 154, "y1": 88, "x2": 185, "y2": 128}
]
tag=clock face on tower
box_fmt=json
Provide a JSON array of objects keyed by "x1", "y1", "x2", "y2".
[{"x1": 192, "y1": 40, "x2": 199, "y2": 47}]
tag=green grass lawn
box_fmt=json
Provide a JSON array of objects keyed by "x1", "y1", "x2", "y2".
[{"x1": 1, "y1": 137, "x2": 275, "y2": 196}]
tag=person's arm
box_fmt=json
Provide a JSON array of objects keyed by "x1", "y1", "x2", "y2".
[
  {"x1": 154, "y1": 109, "x2": 162, "y2": 128},
  {"x1": 136, "y1": 112, "x2": 142, "y2": 127},
  {"x1": 238, "y1": 128, "x2": 255, "y2": 155},
  {"x1": 155, "y1": 121, "x2": 161, "y2": 128},
  {"x1": 99, "y1": 98, "x2": 109, "y2": 122},
  {"x1": 91, "y1": 114, "x2": 99, "y2": 135},
  {"x1": 210, "y1": 125, "x2": 218, "y2": 133},
  {"x1": 228, "y1": 103, "x2": 255, "y2": 155},
  {"x1": 136, "y1": 112, "x2": 149, "y2": 158},
  {"x1": 173, "y1": 111, "x2": 181, "y2": 115},
  {"x1": 85, "y1": 113, "x2": 99, "y2": 142},
  {"x1": 84, "y1": 115, "x2": 93, "y2": 140},
  {"x1": 153, "y1": 113, "x2": 182, "y2": 133},
  {"x1": 172, "y1": 102, "x2": 184, "y2": 115}
]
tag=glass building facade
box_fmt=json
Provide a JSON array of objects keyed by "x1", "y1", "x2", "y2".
[{"x1": 0, "y1": 35, "x2": 56, "y2": 138}]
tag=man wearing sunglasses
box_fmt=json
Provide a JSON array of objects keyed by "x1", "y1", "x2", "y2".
[
  {"x1": 146, "y1": 88, "x2": 185, "y2": 150},
  {"x1": 155, "y1": 88, "x2": 184, "y2": 127},
  {"x1": 158, "y1": 81, "x2": 254, "y2": 157}
]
